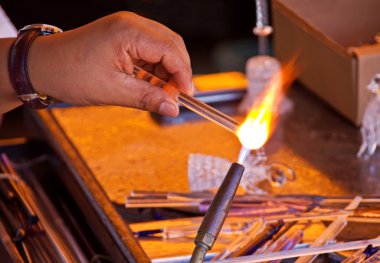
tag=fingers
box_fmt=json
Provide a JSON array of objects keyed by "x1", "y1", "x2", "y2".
[
  {"x1": 36, "y1": 11, "x2": 192, "y2": 116},
  {"x1": 160, "y1": 49, "x2": 194, "y2": 96},
  {"x1": 134, "y1": 62, "x2": 171, "y2": 82},
  {"x1": 119, "y1": 76, "x2": 179, "y2": 117},
  {"x1": 152, "y1": 63, "x2": 171, "y2": 82},
  {"x1": 158, "y1": 33, "x2": 193, "y2": 95},
  {"x1": 119, "y1": 12, "x2": 194, "y2": 96}
]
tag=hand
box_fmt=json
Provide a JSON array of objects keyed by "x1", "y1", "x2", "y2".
[{"x1": 28, "y1": 12, "x2": 193, "y2": 116}]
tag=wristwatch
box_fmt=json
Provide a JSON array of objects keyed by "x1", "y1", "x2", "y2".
[{"x1": 8, "y1": 24, "x2": 62, "y2": 109}]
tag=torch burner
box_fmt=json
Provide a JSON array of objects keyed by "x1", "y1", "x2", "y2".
[{"x1": 190, "y1": 162, "x2": 245, "y2": 263}]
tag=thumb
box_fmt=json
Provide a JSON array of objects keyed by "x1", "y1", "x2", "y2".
[{"x1": 122, "y1": 77, "x2": 179, "y2": 116}]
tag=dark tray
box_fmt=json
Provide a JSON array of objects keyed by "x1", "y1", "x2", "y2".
[{"x1": 28, "y1": 109, "x2": 149, "y2": 263}]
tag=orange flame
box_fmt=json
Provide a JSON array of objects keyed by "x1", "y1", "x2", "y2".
[{"x1": 237, "y1": 61, "x2": 296, "y2": 150}]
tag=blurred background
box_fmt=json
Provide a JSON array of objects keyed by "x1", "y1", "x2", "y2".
[
  {"x1": 0, "y1": 0, "x2": 272, "y2": 138},
  {"x1": 0, "y1": 0, "x2": 270, "y2": 73}
]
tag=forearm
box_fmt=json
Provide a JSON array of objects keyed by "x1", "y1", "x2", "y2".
[
  {"x1": 0, "y1": 12, "x2": 193, "y2": 117},
  {"x1": 0, "y1": 38, "x2": 21, "y2": 114}
]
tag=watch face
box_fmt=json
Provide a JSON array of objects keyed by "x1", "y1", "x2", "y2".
[{"x1": 20, "y1": 24, "x2": 63, "y2": 35}]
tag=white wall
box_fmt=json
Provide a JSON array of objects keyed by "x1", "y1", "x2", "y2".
[{"x1": 0, "y1": 6, "x2": 17, "y2": 38}]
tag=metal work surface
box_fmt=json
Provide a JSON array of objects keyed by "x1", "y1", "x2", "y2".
[
  {"x1": 48, "y1": 85, "x2": 380, "y2": 205},
  {"x1": 30, "y1": 85, "x2": 380, "y2": 260}
]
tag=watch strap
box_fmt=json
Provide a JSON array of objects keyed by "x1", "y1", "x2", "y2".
[{"x1": 8, "y1": 27, "x2": 55, "y2": 109}]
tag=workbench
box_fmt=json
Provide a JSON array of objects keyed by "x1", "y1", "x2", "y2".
[{"x1": 2, "y1": 84, "x2": 379, "y2": 262}]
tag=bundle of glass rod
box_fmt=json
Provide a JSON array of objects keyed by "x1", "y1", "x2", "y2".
[
  {"x1": 0, "y1": 154, "x2": 78, "y2": 263},
  {"x1": 126, "y1": 191, "x2": 380, "y2": 223},
  {"x1": 128, "y1": 191, "x2": 380, "y2": 262}
]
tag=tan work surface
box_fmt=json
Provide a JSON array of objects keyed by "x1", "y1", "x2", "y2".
[
  {"x1": 52, "y1": 106, "x2": 241, "y2": 204},
  {"x1": 51, "y1": 103, "x2": 348, "y2": 205}
]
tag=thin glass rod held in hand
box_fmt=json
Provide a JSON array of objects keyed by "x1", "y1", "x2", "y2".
[{"x1": 132, "y1": 65, "x2": 240, "y2": 133}]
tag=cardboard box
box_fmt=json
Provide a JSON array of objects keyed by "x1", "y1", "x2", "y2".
[{"x1": 272, "y1": 0, "x2": 380, "y2": 125}]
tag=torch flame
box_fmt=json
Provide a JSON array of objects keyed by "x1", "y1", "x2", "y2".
[{"x1": 237, "y1": 61, "x2": 295, "y2": 150}]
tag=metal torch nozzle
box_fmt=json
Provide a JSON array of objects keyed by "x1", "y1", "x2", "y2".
[{"x1": 190, "y1": 162, "x2": 245, "y2": 263}]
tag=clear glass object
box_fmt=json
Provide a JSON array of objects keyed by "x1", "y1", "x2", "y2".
[
  {"x1": 358, "y1": 74, "x2": 380, "y2": 159},
  {"x1": 212, "y1": 220, "x2": 265, "y2": 260},
  {"x1": 188, "y1": 149, "x2": 295, "y2": 194},
  {"x1": 132, "y1": 65, "x2": 240, "y2": 133},
  {"x1": 217, "y1": 237, "x2": 380, "y2": 263},
  {"x1": 364, "y1": 250, "x2": 380, "y2": 263},
  {"x1": 295, "y1": 196, "x2": 362, "y2": 263},
  {"x1": 238, "y1": 56, "x2": 282, "y2": 115},
  {"x1": 342, "y1": 245, "x2": 375, "y2": 263}
]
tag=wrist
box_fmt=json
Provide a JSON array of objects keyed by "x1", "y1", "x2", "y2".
[
  {"x1": 8, "y1": 24, "x2": 62, "y2": 109},
  {"x1": 28, "y1": 31, "x2": 76, "y2": 103},
  {"x1": 28, "y1": 35, "x2": 55, "y2": 97},
  {"x1": 0, "y1": 38, "x2": 22, "y2": 113}
]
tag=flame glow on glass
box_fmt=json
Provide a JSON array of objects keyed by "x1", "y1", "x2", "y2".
[{"x1": 237, "y1": 61, "x2": 295, "y2": 150}]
